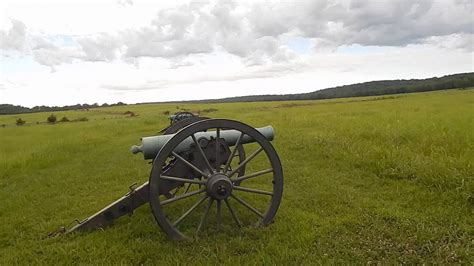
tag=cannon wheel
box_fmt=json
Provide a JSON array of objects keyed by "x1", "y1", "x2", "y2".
[{"x1": 148, "y1": 119, "x2": 283, "y2": 240}]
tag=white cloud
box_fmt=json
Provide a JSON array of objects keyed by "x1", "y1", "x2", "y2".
[
  {"x1": 0, "y1": 19, "x2": 26, "y2": 52},
  {"x1": 77, "y1": 34, "x2": 122, "y2": 62},
  {"x1": 3, "y1": 0, "x2": 472, "y2": 66},
  {"x1": 117, "y1": 0, "x2": 133, "y2": 7},
  {"x1": 424, "y1": 33, "x2": 473, "y2": 52}
]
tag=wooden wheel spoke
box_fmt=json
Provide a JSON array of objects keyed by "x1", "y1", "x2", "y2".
[
  {"x1": 233, "y1": 185, "x2": 273, "y2": 196},
  {"x1": 191, "y1": 134, "x2": 214, "y2": 174},
  {"x1": 227, "y1": 147, "x2": 263, "y2": 178},
  {"x1": 173, "y1": 195, "x2": 208, "y2": 226},
  {"x1": 223, "y1": 132, "x2": 244, "y2": 173},
  {"x1": 215, "y1": 128, "x2": 221, "y2": 172},
  {"x1": 232, "y1": 168, "x2": 273, "y2": 183},
  {"x1": 216, "y1": 200, "x2": 222, "y2": 230},
  {"x1": 161, "y1": 189, "x2": 205, "y2": 206},
  {"x1": 160, "y1": 175, "x2": 205, "y2": 185},
  {"x1": 230, "y1": 194, "x2": 264, "y2": 219},
  {"x1": 172, "y1": 151, "x2": 209, "y2": 177},
  {"x1": 224, "y1": 199, "x2": 242, "y2": 227},
  {"x1": 197, "y1": 198, "x2": 214, "y2": 233}
]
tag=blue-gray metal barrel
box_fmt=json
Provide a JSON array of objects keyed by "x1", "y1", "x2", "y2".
[{"x1": 131, "y1": 126, "x2": 274, "y2": 160}]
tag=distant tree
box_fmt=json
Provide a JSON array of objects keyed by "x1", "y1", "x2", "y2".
[
  {"x1": 111, "y1": 102, "x2": 126, "y2": 106},
  {"x1": 16, "y1": 118, "x2": 26, "y2": 126},
  {"x1": 60, "y1": 116, "x2": 70, "y2": 122},
  {"x1": 47, "y1": 114, "x2": 57, "y2": 123}
]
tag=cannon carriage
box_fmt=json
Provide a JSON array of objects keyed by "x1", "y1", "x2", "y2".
[{"x1": 65, "y1": 115, "x2": 283, "y2": 240}]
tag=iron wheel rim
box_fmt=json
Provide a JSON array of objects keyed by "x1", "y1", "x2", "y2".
[{"x1": 148, "y1": 119, "x2": 283, "y2": 240}]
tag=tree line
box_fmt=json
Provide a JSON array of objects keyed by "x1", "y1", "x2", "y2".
[
  {"x1": 198, "y1": 72, "x2": 474, "y2": 103},
  {"x1": 0, "y1": 102, "x2": 126, "y2": 115},
  {"x1": 1, "y1": 72, "x2": 473, "y2": 115}
]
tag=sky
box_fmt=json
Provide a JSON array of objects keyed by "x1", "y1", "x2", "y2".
[{"x1": 0, "y1": 0, "x2": 473, "y2": 107}]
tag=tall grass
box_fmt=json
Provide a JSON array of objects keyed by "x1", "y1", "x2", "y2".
[{"x1": 0, "y1": 89, "x2": 472, "y2": 263}]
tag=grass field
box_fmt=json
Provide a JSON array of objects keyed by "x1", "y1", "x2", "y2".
[{"x1": 0, "y1": 89, "x2": 473, "y2": 264}]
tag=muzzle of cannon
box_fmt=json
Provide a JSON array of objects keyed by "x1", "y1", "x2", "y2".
[{"x1": 59, "y1": 117, "x2": 283, "y2": 240}]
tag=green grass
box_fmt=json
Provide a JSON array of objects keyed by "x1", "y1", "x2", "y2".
[{"x1": 0, "y1": 89, "x2": 473, "y2": 264}]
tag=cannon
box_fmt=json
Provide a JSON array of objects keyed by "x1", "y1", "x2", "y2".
[
  {"x1": 62, "y1": 116, "x2": 283, "y2": 240},
  {"x1": 168, "y1": 111, "x2": 197, "y2": 124}
]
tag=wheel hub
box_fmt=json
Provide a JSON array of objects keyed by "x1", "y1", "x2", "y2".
[{"x1": 206, "y1": 173, "x2": 232, "y2": 200}]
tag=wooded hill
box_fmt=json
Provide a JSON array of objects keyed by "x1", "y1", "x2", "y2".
[
  {"x1": 199, "y1": 72, "x2": 474, "y2": 103},
  {"x1": 1, "y1": 72, "x2": 473, "y2": 115}
]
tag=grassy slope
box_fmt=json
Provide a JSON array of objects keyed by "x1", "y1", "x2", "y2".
[{"x1": 0, "y1": 89, "x2": 473, "y2": 264}]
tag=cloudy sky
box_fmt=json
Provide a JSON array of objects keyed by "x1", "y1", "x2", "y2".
[{"x1": 0, "y1": 0, "x2": 472, "y2": 107}]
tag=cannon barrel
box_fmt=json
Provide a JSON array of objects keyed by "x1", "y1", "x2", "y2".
[{"x1": 131, "y1": 126, "x2": 274, "y2": 160}]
